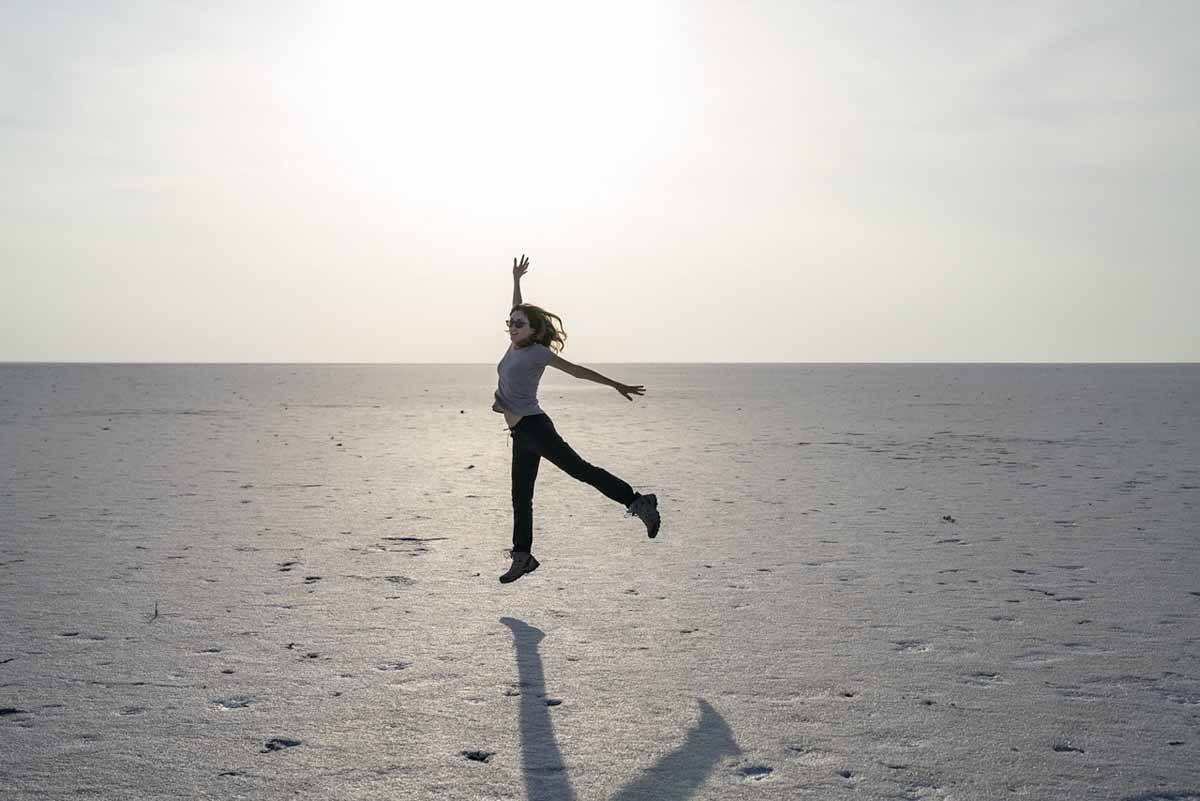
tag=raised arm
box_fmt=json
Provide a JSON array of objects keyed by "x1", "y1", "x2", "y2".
[{"x1": 512, "y1": 254, "x2": 529, "y2": 307}]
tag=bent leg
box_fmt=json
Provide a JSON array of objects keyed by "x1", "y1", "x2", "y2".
[
  {"x1": 511, "y1": 434, "x2": 541, "y2": 553},
  {"x1": 523, "y1": 416, "x2": 636, "y2": 507}
]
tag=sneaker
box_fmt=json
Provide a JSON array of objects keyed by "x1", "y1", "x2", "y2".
[
  {"x1": 499, "y1": 551, "x2": 540, "y2": 584},
  {"x1": 627, "y1": 493, "x2": 660, "y2": 538}
]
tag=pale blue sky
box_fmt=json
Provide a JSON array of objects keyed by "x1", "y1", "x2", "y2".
[{"x1": 2, "y1": 1, "x2": 1197, "y2": 362}]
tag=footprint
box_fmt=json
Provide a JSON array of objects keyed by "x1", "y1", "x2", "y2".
[
  {"x1": 1013, "y1": 651, "x2": 1064, "y2": 668},
  {"x1": 737, "y1": 765, "x2": 774, "y2": 782},
  {"x1": 962, "y1": 671, "x2": 1000, "y2": 686},
  {"x1": 303, "y1": 576, "x2": 322, "y2": 584},
  {"x1": 1052, "y1": 741, "x2": 1084, "y2": 753},
  {"x1": 893, "y1": 640, "x2": 930, "y2": 653},
  {"x1": 214, "y1": 696, "x2": 254, "y2": 710},
  {"x1": 385, "y1": 576, "x2": 417, "y2": 586},
  {"x1": 116, "y1": 706, "x2": 146, "y2": 716},
  {"x1": 0, "y1": 707, "x2": 29, "y2": 716},
  {"x1": 381, "y1": 536, "x2": 448, "y2": 543},
  {"x1": 376, "y1": 661, "x2": 411, "y2": 671}
]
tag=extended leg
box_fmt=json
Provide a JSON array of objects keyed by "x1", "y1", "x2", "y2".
[{"x1": 523, "y1": 416, "x2": 636, "y2": 507}]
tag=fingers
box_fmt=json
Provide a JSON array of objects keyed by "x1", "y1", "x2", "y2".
[{"x1": 619, "y1": 385, "x2": 646, "y2": 400}]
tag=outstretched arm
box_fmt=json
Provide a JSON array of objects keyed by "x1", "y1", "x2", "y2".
[
  {"x1": 547, "y1": 353, "x2": 646, "y2": 401},
  {"x1": 512, "y1": 254, "x2": 528, "y2": 307}
]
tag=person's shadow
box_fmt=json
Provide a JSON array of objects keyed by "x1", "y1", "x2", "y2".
[{"x1": 500, "y1": 617, "x2": 741, "y2": 801}]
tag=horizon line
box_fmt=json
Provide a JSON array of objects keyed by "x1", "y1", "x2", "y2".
[{"x1": 2, "y1": 361, "x2": 1199, "y2": 367}]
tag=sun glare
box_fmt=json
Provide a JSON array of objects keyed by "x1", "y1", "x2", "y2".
[{"x1": 271, "y1": 1, "x2": 686, "y2": 213}]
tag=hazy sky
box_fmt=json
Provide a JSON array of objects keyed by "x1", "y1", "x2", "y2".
[{"x1": 2, "y1": 1, "x2": 1197, "y2": 363}]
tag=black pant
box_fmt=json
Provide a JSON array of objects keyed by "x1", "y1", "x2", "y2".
[{"x1": 510, "y1": 413, "x2": 636, "y2": 552}]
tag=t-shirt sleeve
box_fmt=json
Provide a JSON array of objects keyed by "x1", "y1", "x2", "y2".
[{"x1": 534, "y1": 344, "x2": 554, "y2": 367}]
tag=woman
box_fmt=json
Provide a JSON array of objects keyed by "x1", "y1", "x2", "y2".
[{"x1": 494, "y1": 254, "x2": 660, "y2": 584}]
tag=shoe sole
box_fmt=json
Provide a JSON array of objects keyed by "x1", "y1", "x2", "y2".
[
  {"x1": 644, "y1": 495, "x2": 661, "y2": 539},
  {"x1": 499, "y1": 555, "x2": 540, "y2": 584}
]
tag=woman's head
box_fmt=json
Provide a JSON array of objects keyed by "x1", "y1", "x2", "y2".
[{"x1": 507, "y1": 304, "x2": 566, "y2": 352}]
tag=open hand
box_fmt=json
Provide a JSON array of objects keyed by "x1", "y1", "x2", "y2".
[
  {"x1": 616, "y1": 383, "x2": 645, "y2": 401},
  {"x1": 513, "y1": 254, "x2": 529, "y2": 280}
]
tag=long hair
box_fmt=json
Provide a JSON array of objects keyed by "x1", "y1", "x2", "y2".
[{"x1": 511, "y1": 303, "x2": 567, "y2": 354}]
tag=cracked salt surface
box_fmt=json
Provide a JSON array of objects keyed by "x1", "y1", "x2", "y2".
[{"x1": 2, "y1": 364, "x2": 1200, "y2": 799}]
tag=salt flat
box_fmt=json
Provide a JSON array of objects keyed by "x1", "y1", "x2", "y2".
[{"x1": 1, "y1": 364, "x2": 1198, "y2": 800}]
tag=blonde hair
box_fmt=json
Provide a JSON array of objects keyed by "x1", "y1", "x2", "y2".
[{"x1": 511, "y1": 304, "x2": 567, "y2": 353}]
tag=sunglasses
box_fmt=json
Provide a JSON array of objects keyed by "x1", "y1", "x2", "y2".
[{"x1": 505, "y1": 319, "x2": 528, "y2": 329}]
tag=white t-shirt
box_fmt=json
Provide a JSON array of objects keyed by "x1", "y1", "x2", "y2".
[{"x1": 494, "y1": 343, "x2": 554, "y2": 416}]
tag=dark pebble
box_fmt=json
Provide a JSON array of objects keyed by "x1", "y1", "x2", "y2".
[{"x1": 262, "y1": 738, "x2": 302, "y2": 752}]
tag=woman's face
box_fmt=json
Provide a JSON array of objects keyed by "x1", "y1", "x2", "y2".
[{"x1": 507, "y1": 310, "x2": 536, "y2": 346}]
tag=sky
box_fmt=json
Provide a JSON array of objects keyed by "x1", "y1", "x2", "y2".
[{"x1": 2, "y1": 0, "x2": 1197, "y2": 363}]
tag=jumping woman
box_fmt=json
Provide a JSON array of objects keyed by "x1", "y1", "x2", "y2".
[{"x1": 494, "y1": 254, "x2": 661, "y2": 584}]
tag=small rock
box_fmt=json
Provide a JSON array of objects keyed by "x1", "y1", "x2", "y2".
[
  {"x1": 463, "y1": 750, "x2": 494, "y2": 763},
  {"x1": 262, "y1": 737, "x2": 301, "y2": 752}
]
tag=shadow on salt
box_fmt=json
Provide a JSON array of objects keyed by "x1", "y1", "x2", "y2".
[{"x1": 501, "y1": 616, "x2": 742, "y2": 800}]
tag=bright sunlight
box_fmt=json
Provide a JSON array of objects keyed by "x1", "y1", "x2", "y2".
[{"x1": 269, "y1": 1, "x2": 691, "y2": 214}]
